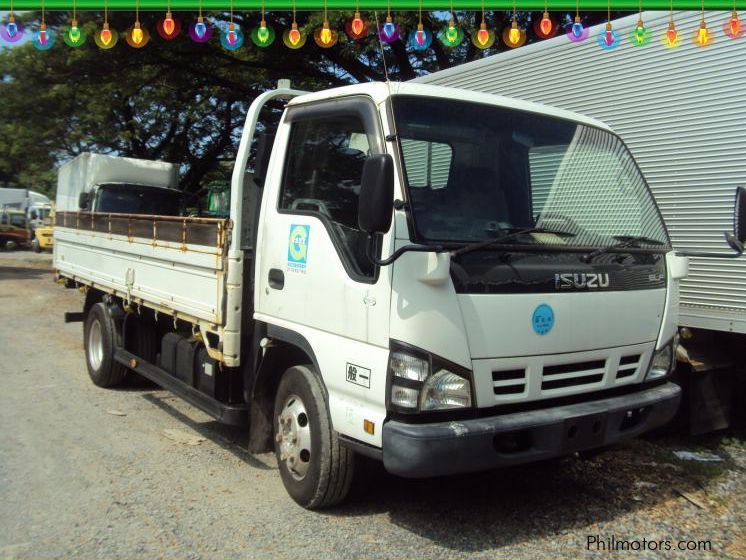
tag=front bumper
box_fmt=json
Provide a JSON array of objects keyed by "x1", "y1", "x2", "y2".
[{"x1": 382, "y1": 382, "x2": 681, "y2": 478}]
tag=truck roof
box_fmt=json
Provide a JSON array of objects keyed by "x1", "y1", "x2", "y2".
[{"x1": 287, "y1": 81, "x2": 614, "y2": 133}]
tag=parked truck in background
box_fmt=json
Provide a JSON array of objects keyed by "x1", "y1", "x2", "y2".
[
  {"x1": 31, "y1": 204, "x2": 55, "y2": 253},
  {"x1": 0, "y1": 208, "x2": 30, "y2": 250},
  {"x1": 414, "y1": 10, "x2": 746, "y2": 432},
  {"x1": 0, "y1": 188, "x2": 52, "y2": 244},
  {"x1": 54, "y1": 81, "x2": 745, "y2": 508}
]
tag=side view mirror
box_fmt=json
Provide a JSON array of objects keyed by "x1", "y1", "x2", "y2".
[
  {"x1": 359, "y1": 153, "x2": 449, "y2": 267},
  {"x1": 678, "y1": 186, "x2": 745, "y2": 259},
  {"x1": 358, "y1": 153, "x2": 394, "y2": 235},
  {"x1": 78, "y1": 192, "x2": 91, "y2": 210}
]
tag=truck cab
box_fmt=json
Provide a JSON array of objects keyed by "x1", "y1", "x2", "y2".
[
  {"x1": 59, "y1": 82, "x2": 744, "y2": 509},
  {"x1": 244, "y1": 82, "x2": 684, "y2": 485}
]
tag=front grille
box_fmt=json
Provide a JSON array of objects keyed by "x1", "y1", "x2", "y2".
[
  {"x1": 616, "y1": 354, "x2": 641, "y2": 379},
  {"x1": 492, "y1": 368, "x2": 526, "y2": 396},
  {"x1": 485, "y1": 348, "x2": 649, "y2": 403},
  {"x1": 542, "y1": 359, "x2": 606, "y2": 391}
]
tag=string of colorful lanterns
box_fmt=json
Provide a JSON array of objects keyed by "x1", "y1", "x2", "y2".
[{"x1": 1, "y1": 5, "x2": 743, "y2": 51}]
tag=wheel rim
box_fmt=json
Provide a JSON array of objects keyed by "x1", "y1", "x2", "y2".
[
  {"x1": 277, "y1": 394, "x2": 312, "y2": 481},
  {"x1": 88, "y1": 318, "x2": 104, "y2": 371}
]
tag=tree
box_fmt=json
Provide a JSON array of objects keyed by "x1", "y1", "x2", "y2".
[{"x1": 0, "y1": 9, "x2": 630, "y2": 196}]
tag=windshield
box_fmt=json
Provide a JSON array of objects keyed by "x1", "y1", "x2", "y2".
[
  {"x1": 393, "y1": 96, "x2": 669, "y2": 250},
  {"x1": 9, "y1": 213, "x2": 27, "y2": 228},
  {"x1": 96, "y1": 184, "x2": 182, "y2": 216}
]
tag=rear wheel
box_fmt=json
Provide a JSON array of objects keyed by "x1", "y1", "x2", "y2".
[
  {"x1": 84, "y1": 303, "x2": 128, "y2": 387},
  {"x1": 273, "y1": 365, "x2": 355, "y2": 509}
]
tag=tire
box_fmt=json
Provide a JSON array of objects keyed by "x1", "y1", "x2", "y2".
[
  {"x1": 273, "y1": 365, "x2": 355, "y2": 509},
  {"x1": 83, "y1": 302, "x2": 128, "y2": 388},
  {"x1": 32, "y1": 238, "x2": 41, "y2": 253}
]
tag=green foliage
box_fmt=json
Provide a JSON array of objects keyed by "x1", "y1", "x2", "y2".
[{"x1": 0, "y1": 9, "x2": 627, "y2": 197}]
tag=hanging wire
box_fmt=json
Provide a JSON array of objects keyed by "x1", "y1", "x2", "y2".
[
  {"x1": 386, "y1": 0, "x2": 391, "y2": 20},
  {"x1": 418, "y1": 0, "x2": 422, "y2": 25},
  {"x1": 481, "y1": 0, "x2": 485, "y2": 24},
  {"x1": 575, "y1": 0, "x2": 579, "y2": 19},
  {"x1": 513, "y1": 0, "x2": 517, "y2": 22},
  {"x1": 373, "y1": 11, "x2": 390, "y2": 82},
  {"x1": 292, "y1": 0, "x2": 296, "y2": 24}
]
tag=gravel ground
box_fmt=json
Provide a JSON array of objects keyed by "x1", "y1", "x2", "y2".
[{"x1": 1, "y1": 250, "x2": 745, "y2": 560}]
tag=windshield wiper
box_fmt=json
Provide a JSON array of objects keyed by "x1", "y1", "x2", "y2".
[
  {"x1": 452, "y1": 227, "x2": 576, "y2": 259},
  {"x1": 582, "y1": 235, "x2": 665, "y2": 263}
]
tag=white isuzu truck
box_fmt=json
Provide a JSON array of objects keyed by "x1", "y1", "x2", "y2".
[{"x1": 54, "y1": 81, "x2": 745, "y2": 508}]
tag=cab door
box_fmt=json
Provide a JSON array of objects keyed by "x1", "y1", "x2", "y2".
[{"x1": 255, "y1": 96, "x2": 391, "y2": 349}]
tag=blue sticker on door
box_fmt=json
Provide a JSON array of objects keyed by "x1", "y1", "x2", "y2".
[
  {"x1": 532, "y1": 304, "x2": 554, "y2": 335},
  {"x1": 287, "y1": 224, "x2": 310, "y2": 273}
]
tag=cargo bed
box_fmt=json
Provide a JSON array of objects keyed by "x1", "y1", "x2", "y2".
[{"x1": 54, "y1": 211, "x2": 231, "y2": 327}]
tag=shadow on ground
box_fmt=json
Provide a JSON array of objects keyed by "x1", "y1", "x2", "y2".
[
  {"x1": 325, "y1": 431, "x2": 739, "y2": 553},
  {"x1": 0, "y1": 265, "x2": 50, "y2": 281},
  {"x1": 141, "y1": 391, "x2": 272, "y2": 471}
]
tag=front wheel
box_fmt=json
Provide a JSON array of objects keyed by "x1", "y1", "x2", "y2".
[{"x1": 273, "y1": 365, "x2": 355, "y2": 509}]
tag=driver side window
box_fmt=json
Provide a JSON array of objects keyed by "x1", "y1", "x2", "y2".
[{"x1": 279, "y1": 114, "x2": 374, "y2": 279}]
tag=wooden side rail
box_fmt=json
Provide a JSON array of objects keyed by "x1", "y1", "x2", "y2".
[{"x1": 55, "y1": 211, "x2": 231, "y2": 250}]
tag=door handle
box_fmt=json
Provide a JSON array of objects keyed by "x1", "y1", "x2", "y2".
[{"x1": 268, "y1": 268, "x2": 285, "y2": 290}]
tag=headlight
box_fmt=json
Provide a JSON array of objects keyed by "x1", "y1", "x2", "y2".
[
  {"x1": 646, "y1": 343, "x2": 673, "y2": 380},
  {"x1": 420, "y1": 369, "x2": 472, "y2": 410},
  {"x1": 390, "y1": 351, "x2": 429, "y2": 381},
  {"x1": 388, "y1": 344, "x2": 473, "y2": 413}
]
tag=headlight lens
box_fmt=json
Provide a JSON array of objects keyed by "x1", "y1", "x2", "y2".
[
  {"x1": 646, "y1": 343, "x2": 673, "y2": 380},
  {"x1": 420, "y1": 369, "x2": 472, "y2": 410},
  {"x1": 391, "y1": 385, "x2": 419, "y2": 408},
  {"x1": 390, "y1": 351, "x2": 429, "y2": 381},
  {"x1": 388, "y1": 345, "x2": 473, "y2": 412}
]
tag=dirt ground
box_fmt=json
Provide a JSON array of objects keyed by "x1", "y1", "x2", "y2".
[{"x1": 1, "y1": 250, "x2": 745, "y2": 560}]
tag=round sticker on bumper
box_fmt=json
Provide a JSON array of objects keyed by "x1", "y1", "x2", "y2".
[{"x1": 532, "y1": 304, "x2": 554, "y2": 335}]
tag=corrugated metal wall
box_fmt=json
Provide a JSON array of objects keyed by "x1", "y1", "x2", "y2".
[
  {"x1": 400, "y1": 138, "x2": 452, "y2": 188},
  {"x1": 415, "y1": 11, "x2": 746, "y2": 332}
]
